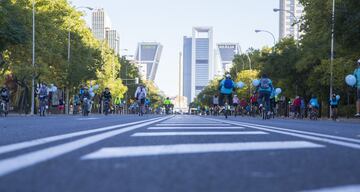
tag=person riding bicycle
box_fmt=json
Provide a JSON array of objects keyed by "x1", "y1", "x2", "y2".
[
  {"x1": 38, "y1": 84, "x2": 48, "y2": 102},
  {"x1": 329, "y1": 94, "x2": 340, "y2": 120},
  {"x1": 1, "y1": 86, "x2": 10, "y2": 103},
  {"x1": 134, "y1": 84, "x2": 147, "y2": 116},
  {"x1": 257, "y1": 74, "x2": 274, "y2": 116},
  {"x1": 163, "y1": 97, "x2": 172, "y2": 115},
  {"x1": 232, "y1": 95, "x2": 240, "y2": 116},
  {"x1": 219, "y1": 74, "x2": 235, "y2": 106},
  {"x1": 354, "y1": 59, "x2": 360, "y2": 117},
  {"x1": 101, "y1": 87, "x2": 112, "y2": 114},
  {"x1": 308, "y1": 95, "x2": 319, "y2": 118}
]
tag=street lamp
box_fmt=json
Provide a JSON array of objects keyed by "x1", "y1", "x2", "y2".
[
  {"x1": 31, "y1": 0, "x2": 35, "y2": 115},
  {"x1": 65, "y1": 6, "x2": 93, "y2": 114},
  {"x1": 329, "y1": 0, "x2": 335, "y2": 117},
  {"x1": 273, "y1": 8, "x2": 300, "y2": 42},
  {"x1": 255, "y1": 29, "x2": 276, "y2": 52}
]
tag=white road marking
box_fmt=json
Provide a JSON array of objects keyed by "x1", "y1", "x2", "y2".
[
  {"x1": 81, "y1": 141, "x2": 324, "y2": 159},
  {"x1": 302, "y1": 185, "x2": 360, "y2": 192},
  {"x1": 0, "y1": 117, "x2": 164, "y2": 155},
  {"x1": 207, "y1": 118, "x2": 360, "y2": 149},
  {"x1": 0, "y1": 116, "x2": 170, "y2": 177},
  {"x1": 132, "y1": 131, "x2": 268, "y2": 137},
  {"x1": 148, "y1": 126, "x2": 245, "y2": 130},
  {"x1": 155, "y1": 123, "x2": 230, "y2": 126},
  {"x1": 76, "y1": 118, "x2": 99, "y2": 121}
]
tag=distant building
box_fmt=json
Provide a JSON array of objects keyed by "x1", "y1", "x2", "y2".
[
  {"x1": 182, "y1": 36, "x2": 192, "y2": 105},
  {"x1": 217, "y1": 43, "x2": 240, "y2": 73},
  {"x1": 91, "y1": 9, "x2": 112, "y2": 41},
  {"x1": 105, "y1": 29, "x2": 120, "y2": 55},
  {"x1": 279, "y1": 0, "x2": 304, "y2": 40},
  {"x1": 135, "y1": 42, "x2": 163, "y2": 81}
]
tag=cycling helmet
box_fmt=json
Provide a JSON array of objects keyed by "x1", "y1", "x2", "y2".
[
  {"x1": 225, "y1": 74, "x2": 231, "y2": 78},
  {"x1": 357, "y1": 59, "x2": 360, "y2": 65}
]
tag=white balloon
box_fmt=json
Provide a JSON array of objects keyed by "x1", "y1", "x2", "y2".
[
  {"x1": 345, "y1": 74, "x2": 356, "y2": 86},
  {"x1": 89, "y1": 87, "x2": 93, "y2": 92},
  {"x1": 252, "y1": 79, "x2": 260, "y2": 87},
  {"x1": 275, "y1": 88, "x2": 282, "y2": 95},
  {"x1": 93, "y1": 84, "x2": 99, "y2": 90},
  {"x1": 237, "y1": 81, "x2": 245, "y2": 89},
  {"x1": 52, "y1": 86, "x2": 57, "y2": 92},
  {"x1": 336, "y1": 95, "x2": 340, "y2": 100},
  {"x1": 89, "y1": 92, "x2": 95, "y2": 98}
]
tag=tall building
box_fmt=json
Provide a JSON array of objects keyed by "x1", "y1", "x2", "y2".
[
  {"x1": 182, "y1": 27, "x2": 214, "y2": 104},
  {"x1": 182, "y1": 36, "x2": 192, "y2": 105},
  {"x1": 217, "y1": 43, "x2": 240, "y2": 73},
  {"x1": 135, "y1": 42, "x2": 163, "y2": 81},
  {"x1": 278, "y1": 0, "x2": 304, "y2": 40},
  {"x1": 106, "y1": 29, "x2": 120, "y2": 55},
  {"x1": 92, "y1": 9, "x2": 112, "y2": 41}
]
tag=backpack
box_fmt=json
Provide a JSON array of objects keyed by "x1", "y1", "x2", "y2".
[
  {"x1": 224, "y1": 79, "x2": 233, "y2": 89},
  {"x1": 137, "y1": 88, "x2": 146, "y2": 99},
  {"x1": 260, "y1": 78, "x2": 270, "y2": 89}
]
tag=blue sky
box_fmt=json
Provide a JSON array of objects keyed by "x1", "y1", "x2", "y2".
[{"x1": 72, "y1": 0, "x2": 279, "y2": 96}]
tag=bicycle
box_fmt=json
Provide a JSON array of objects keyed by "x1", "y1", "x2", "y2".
[
  {"x1": 39, "y1": 97, "x2": 47, "y2": 117},
  {"x1": 103, "y1": 99, "x2": 110, "y2": 116},
  {"x1": 331, "y1": 106, "x2": 338, "y2": 121},
  {"x1": 309, "y1": 106, "x2": 318, "y2": 120},
  {"x1": 82, "y1": 98, "x2": 91, "y2": 116}
]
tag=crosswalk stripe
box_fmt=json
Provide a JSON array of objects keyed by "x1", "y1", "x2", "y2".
[
  {"x1": 155, "y1": 124, "x2": 230, "y2": 126},
  {"x1": 148, "y1": 126, "x2": 245, "y2": 130},
  {"x1": 131, "y1": 131, "x2": 268, "y2": 137},
  {"x1": 81, "y1": 141, "x2": 324, "y2": 159}
]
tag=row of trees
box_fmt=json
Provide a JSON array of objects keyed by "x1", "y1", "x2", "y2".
[
  {"x1": 195, "y1": 0, "x2": 359, "y2": 116},
  {"x1": 0, "y1": 0, "x2": 163, "y2": 112}
]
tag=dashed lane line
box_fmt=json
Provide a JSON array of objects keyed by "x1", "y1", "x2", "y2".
[{"x1": 148, "y1": 126, "x2": 245, "y2": 130}]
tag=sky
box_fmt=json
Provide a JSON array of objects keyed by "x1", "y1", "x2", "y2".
[{"x1": 72, "y1": 0, "x2": 279, "y2": 96}]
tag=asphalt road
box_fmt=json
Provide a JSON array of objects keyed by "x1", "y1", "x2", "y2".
[{"x1": 0, "y1": 114, "x2": 359, "y2": 192}]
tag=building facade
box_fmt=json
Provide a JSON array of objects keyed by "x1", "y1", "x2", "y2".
[
  {"x1": 135, "y1": 42, "x2": 163, "y2": 81},
  {"x1": 217, "y1": 43, "x2": 240, "y2": 73},
  {"x1": 279, "y1": 0, "x2": 304, "y2": 40},
  {"x1": 91, "y1": 9, "x2": 112, "y2": 41},
  {"x1": 182, "y1": 27, "x2": 214, "y2": 104},
  {"x1": 106, "y1": 29, "x2": 120, "y2": 55}
]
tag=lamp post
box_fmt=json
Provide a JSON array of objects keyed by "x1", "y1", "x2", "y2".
[
  {"x1": 31, "y1": 0, "x2": 35, "y2": 115},
  {"x1": 65, "y1": 6, "x2": 93, "y2": 114},
  {"x1": 329, "y1": 0, "x2": 335, "y2": 117},
  {"x1": 255, "y1": 29, "x2": 276, "y2": 52},
  {"x1": 273, "y1": 8, "x2": 300, "y2": 42}
]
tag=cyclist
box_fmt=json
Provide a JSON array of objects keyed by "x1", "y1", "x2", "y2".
[
  {"x1": 212, "y1": 94, "x2": 220, "y2": 116},
  {"x1": 329, "y1": 94, "x2": 340, "y2": 121},
  {"x1": 257, "y1": 74, "x2": 274, "y2": 118},
  {"x1": 163, "y1": 97, "x2": 172, "y2": 115},
  {"x1": 0, "y1": 86, "x2": 10, "y2": 116},
  {"x1": 73, "y1": 95, "x2": 80, "y2": 115},
  {"x1": 38, "y1": 84, "x2": 48, "y2": 116},
  {"x1": 232, "y1": 95, "x2": 240, "y2": 116},
  {"x1": 114, "y1": 96, "x2": 122, "y2": 114},
  {"x1": 309, "y1": 95, "x2": 320, "y2": 120},
  {"x1": 250, "y1": 91, "x2": 258, "y2": 116},
  {"x1": 145, "y1": 98, "x2": 151, "y2": 114},
  {"x1": 81, "y1": 86, "x2": 92, "y2": 116},
  {"x1": 135, "y1": 84, "x2": 147, "y2": 116},
  {"x1": 101, "y1": 87, "x2": 112, "y2": 115},
  {"x1": 354, "y1": 59, "x2": 360, "y2": 117},
  {"x1": 219, "y1": 74, "x2": 235, "y2": 107}
]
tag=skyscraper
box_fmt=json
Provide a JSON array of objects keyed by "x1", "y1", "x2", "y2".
[
  {"x1": 106, "y1": 29, "x2": 120, "y2": 55},
  {"x1": 92, "y1": 9, "x2": 112, "y2": 41},
  {"x1": 217, "y1": 43, "x2": 240, "y2": 73},
  {"x1": 182, "y1": 27, "x2": 214, "y2": 104},
  {"x1": 135, "y1": 42, "x2": 163, "y2": 81},
  {"x1": 192, "y1": 27, "x2": 214, "y2": 99},
  {"x1": 278, "y1": 0, "x2": 304, "y2": 40},
  {"x1": 182, "y1": 36, "x2": 192, "y2": 105}
]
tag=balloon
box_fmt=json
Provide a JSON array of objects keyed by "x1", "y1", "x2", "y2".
[
  {"x1": 52, "y1": 86, "x2": 57, "y2": 92},
  {"x1": 252, "y1": 79, "x2": 260, "y2": 87},
  {"x1": 237, "y1": 81, "x2": 245, "y2": 89},
  {"x1": 336, "y1": 95, "x2": 340, "y2": 100},
  {"x1": 93, "y1": 84, "x2": 99, "y2": 90},
  {"x1": 275, "y1": 88, "x2": 282, "y2": 95},
  {"x1": 89, "y1": 87, "x2": 93, "y2": 92},
  {"x1": 345, "y1": 74, "x2": 356, "y2": 86},
  {"x1": 89, "y1": 92, "x2": 95, "y2": 98}
]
